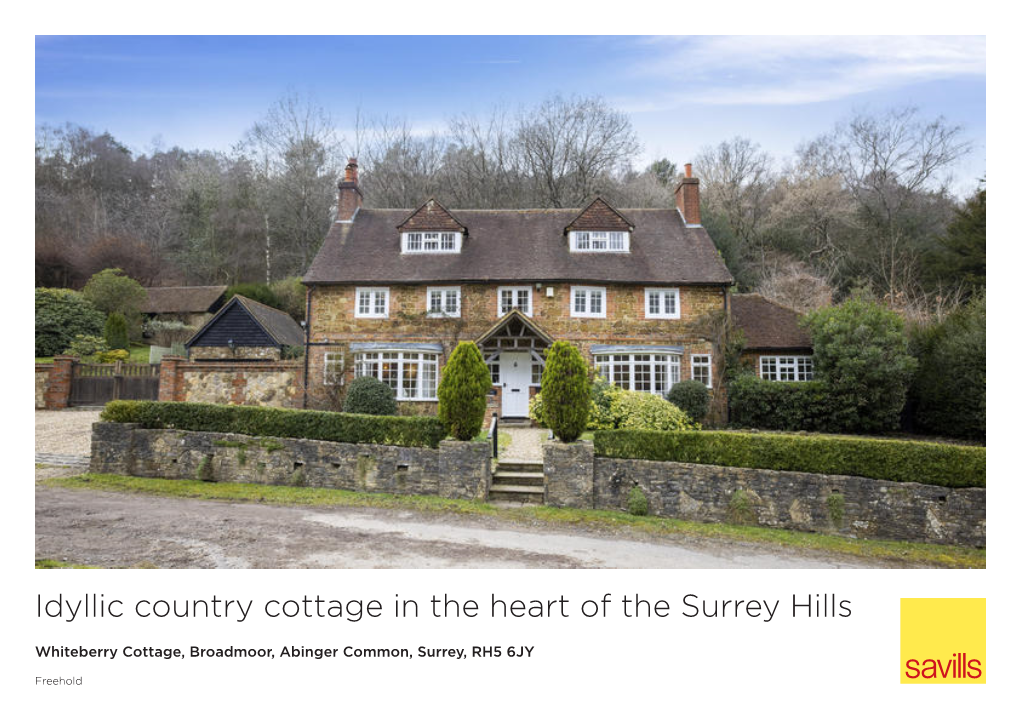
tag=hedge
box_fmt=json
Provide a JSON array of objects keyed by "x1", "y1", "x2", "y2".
[
  {"x1": 727, "y1": 374, "x2": 833, "y2": 432},
  {"x1": 592, "y1": 430, "x2": 985, "y2": 488},
  {"x1": 101, "y1": 401, "x2": 449, "y2": 449}
]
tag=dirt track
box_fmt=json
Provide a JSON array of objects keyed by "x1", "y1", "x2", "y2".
[{"x1": 36, "y1": 469, "x2": 903, "y2": 569}]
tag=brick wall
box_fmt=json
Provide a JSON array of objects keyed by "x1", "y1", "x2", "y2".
[
  {"x1": 35, "y1": 365, "x2": 51, "y2": 409},
  {"x1": 306, "y1": 282, "x2": 726, "y2": 410}
]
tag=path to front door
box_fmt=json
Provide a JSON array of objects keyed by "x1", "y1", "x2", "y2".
[{"x1": 500, "y1": 427, "x2": 547, "y2": 463}]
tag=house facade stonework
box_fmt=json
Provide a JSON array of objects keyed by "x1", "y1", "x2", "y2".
[{"x1": 302, "y1": 159, "x2": 733, "y2": 420}]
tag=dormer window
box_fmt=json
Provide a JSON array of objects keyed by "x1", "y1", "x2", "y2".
[
  {"x1": 402, "y1": 231, "x2": 462, "y2": 253},
  {"x1": 570, "y1": 230, "x2": 629, "y2": 252}
]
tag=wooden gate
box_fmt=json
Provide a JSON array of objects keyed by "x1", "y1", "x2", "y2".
[{"x1": 69, "y1": 361, "x2": 160, "y2": 406}]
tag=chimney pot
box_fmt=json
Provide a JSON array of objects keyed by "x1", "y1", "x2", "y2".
[{"x1": 684, "y1": 163, "x2": 692, "y2": 178}]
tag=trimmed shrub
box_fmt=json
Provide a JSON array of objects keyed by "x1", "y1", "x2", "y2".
[
  {"x1": 438, "y1": 341, "x2": 491, "y2": 441},
  {"x1": 909, "y1": 295, "x2": 985, "y2": 440},
  {"x1": 342, "y1": 376, "x2": 397, "y2": 416},
  {"x1": 667, "y1": 380, "x2": 710, "y2": 423},
  {"x1": 82, "y1": 268, "x2": 147, "y2": 318},
  {"x1": 35, "y1": 288, "x2": 105, "y2": 357},
  {"x1": 727, "y1": 374, "x2": 832, "y2": 431},
  {"x1": 104, "y1": 312, "x2": 130, "y2": 351},
  {"x1": 588, "y1": 376, "x2": 624, "y2": 430},
  {"x1": 612, "y1": 391, "x2": 698, "y2": 431},
  {"x1": 94, "y1": 349, "x2": 130, "y2": 363},
  {"x1": 528, "y1": 393, "x2": 547, "y2": 428},
  {"x1": 804, "y1": 295, "x2": 918, "y2": 433},
  {"x1": 100, "y1": 401, "x2": 449, "y2": 448},
  {"x1": 593, "y1": 430, "x2": 985, "y2": 488},
  {"x1": 627, "y1": 486, "x2": 649, "y2": 516},
  {"x1": 541, "y1": 342, "x2": 591, "y2": 442}
]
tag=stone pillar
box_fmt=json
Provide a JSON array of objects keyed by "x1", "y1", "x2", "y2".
[
  {"x1": 89, "y1": 422, "x2": 140, "y2": 475},
  {"x1": 44, "y1": 355, "x2": 75, "y2": 409},
  {"x1": 158, "y1": 356, "x2": 185, "y2": 402},
  {"x1": 544, "y1": 440, "x2": 594, "y2": 508}
]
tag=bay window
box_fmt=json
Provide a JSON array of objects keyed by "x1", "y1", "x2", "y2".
[
  {"x1": 594, "y1": 353, "x2": 680, "y2": 396},
  {"x1": 354, "y1": 351, "x2": 439, "y2": 401}
]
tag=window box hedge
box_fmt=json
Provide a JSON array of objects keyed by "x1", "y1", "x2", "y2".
[
  {"x1": 592, "y1": 429, "x2": 985, "y2": 488},
  {"x1": 101, "y1": 401, "x2": 449, "y2": 449}
]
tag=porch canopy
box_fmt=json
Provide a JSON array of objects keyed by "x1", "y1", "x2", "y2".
[{"x1": 475, "y1": 309, "x2": 553, "y2": 365}]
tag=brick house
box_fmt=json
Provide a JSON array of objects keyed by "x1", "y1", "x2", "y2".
[
  {"x1": 730, "y1": 294, "x2": 815, "y2": 382},
  {"x1": 302, "y1": 159, "x2": 734, "y2": 420}
]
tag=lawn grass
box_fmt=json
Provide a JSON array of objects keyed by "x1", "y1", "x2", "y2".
[
  {"x1": 35, "y1": 558, "x2": 99, "y2": 569},
  {"x1": 39, "y1": 473, "x2": 985, "y2": 569}
]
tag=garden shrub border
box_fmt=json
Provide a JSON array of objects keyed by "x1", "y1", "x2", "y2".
[
  {"x1": 592, "y1": 429, "x2": 985, "y2": 488},
  {"x1": 101, "y1": 400, "x2": 449, "y2": 448}
]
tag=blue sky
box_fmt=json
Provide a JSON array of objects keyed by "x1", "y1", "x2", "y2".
[{"x1": 36, "y1": 35, "x2": 986, "y2": 194}]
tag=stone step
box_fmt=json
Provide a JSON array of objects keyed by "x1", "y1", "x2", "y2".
[
  {"x1": 492, "y1": 471, "x2": 545, "y2": 487},
  {"x1": 496, "y1": 461, "x2": 544, "y2": 474},
  {"x1": 488, "y1": 484, "x2": 545, "y2": 504}
]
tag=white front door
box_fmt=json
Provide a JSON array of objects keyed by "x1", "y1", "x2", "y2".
[{"x1": 500, "y1": 352, "x2": 531, "y2": 417}]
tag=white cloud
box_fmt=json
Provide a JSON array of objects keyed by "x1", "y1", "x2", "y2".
[{"x1": 623, "y1": 35, "x2": 985, "y2": 108}]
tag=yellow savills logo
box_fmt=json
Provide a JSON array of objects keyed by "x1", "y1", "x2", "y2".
[{"x1": 901, "y1": 598, "x2": 985, "y2": 684}]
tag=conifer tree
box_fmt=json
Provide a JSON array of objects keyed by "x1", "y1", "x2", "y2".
[
  {"x1": 541, "y1": 341, "x2": 591, "y2": 442},
  {"x1": 438, "y1": 341, "x2": 490, "y2": 441}
]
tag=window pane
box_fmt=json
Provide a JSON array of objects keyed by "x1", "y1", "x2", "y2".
[
  {"x1": 664, "y1": 292, "x2": 677, "y2": 315},
  {"x1": 574, "y1": 290, "x2": 586, "y2": 314},
  {"x1": 590, "y1": 291, "x2": 602, "y2": 314},
  {"x1": 402, "y1": 360, "x2": 419, "y2": 399},
  {"x1": 501, "y1": 290, "x2": 513, "y2": 314},
  {"x1": 531, "y1": 363, "x2": 542, "y2": 386},
  {"x1": 648, "y1": 292, "x2": 660, "y2": 315},
  {"x1": 421, "y1": 358, "x2": 437, "y2": 398}
]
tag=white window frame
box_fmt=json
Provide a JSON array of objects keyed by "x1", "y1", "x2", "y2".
[
  {"x1": 323, "y1": 352, "x2": 345, "y2": 386},
  {"x1": 593, "y1": 353, "x2": 681, "y2": 397},
  {"x1": 353, "y1": 350, "x2": 440, "y2": 401},
  {"x1": 401, "y1": 231, "x2": 462, "y2": 254},
  {"x1": 691, "y1": 353, "x2": 712, "y2": 388},
  {"x1": 645, "y1": 288, "x2": 681, "y2": 319},
  {"x1": 571, "y1": 286, "x2": 607, "y2": 318},
  {"x1": 759, "y1": 355, "x2": 814, "y2": 382},
  {"x1": 354, "y1": 287, "x2": 389, "y2": 318},
  {"x1": 497, "y1": 285, "x2": 532, "y2": 316},
  {"x1": 569, "y1": 230, "x2": 630, "y2": 252},
  {"x1": 426, "y1": 286, "x2": 461, "y2": 318}
]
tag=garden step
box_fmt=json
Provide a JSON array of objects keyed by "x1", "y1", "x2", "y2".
[
  {"x1": 492, "y1": 471, "x2": 545, "y2": 487},
  {"x1": 488, "y1": 484, "x2": 545, "y2": 504},
  {"x1": 496, "y1": 461, "x2": 544, "y2": 474}
]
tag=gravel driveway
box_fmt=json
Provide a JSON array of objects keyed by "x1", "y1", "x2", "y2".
[{"x1": 36, "y1": 409, "x2": 101, "y2": 456}]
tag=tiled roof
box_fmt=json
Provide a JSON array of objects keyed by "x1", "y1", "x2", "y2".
[
  {"x1": 233, "y1": 295, "x2": 305, "y2": 347},
  {"x1": 142, "y1": 285, "x2": 227, "y2": 314},
  {"x1": 730, "y1": 294, "x2": 813, "y2": 351},
  {"x1": 565, "y1": 197, "x2": 633, "y2": 232},
  {"x1": 304, "y1": 207, "x2": 733, "y2": 286}
]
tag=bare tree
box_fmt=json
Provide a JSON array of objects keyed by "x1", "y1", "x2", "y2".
[
  {"x1": 696, "y1": 137, "x2": 776, "y2": 262},
  {"x1": 756, "y1": 255, "x2": 835, "y2": 313},
  {"x1": 800, "y1": 106, "x2": 970, "y2": 295},
  {"x1": 239, "y1": 93, "x2": 344, "y2": 281},
  {"x1": 516, "y1": 95, "x2": 640, "y2": 207}
]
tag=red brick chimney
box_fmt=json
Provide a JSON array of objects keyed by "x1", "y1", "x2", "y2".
[
  {"x1": 675, "y1": 162, "x2": 701, "y2": 226},
  {"x1": 336, "y1": 157, "x2": 362, "y2": 222}
]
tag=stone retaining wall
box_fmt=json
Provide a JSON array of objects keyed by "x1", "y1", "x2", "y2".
[
  {"x1": 544, "y1": 441, "x2": 985, "y2": 547},
  {"x1": 90, "y1": 423, "x2": 490, "y2": 501}
]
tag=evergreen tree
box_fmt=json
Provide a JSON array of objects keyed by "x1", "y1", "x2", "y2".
[
  {"x1": 805, "y1": 294, "x2": 917, "y2": 433},
  {"x1": 541, "y1": 341, "x2": 591, "y2": 442},
  {"x1": 104, "y1": 312, "x2": 130, "y2": 352},
  {"x1": 437, "y1": 342, "x2": 490, "y2": 441}
]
